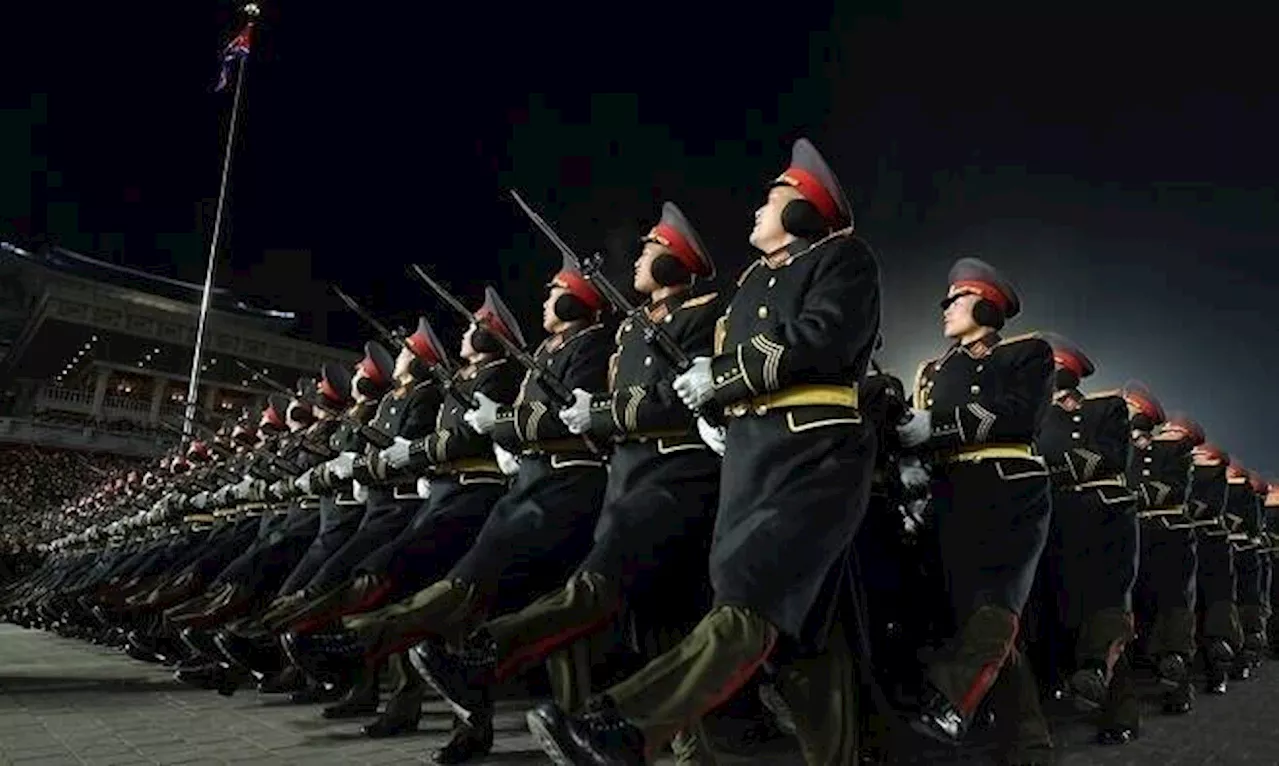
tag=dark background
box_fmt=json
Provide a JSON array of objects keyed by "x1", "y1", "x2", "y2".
[{"x1": 1, "y1": 2, "x2": 1275, "y2": 473}]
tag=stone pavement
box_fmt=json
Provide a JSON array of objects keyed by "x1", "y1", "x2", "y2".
[{"x1": 0, "y1": 623, "x2": 1276, "y2": 765}]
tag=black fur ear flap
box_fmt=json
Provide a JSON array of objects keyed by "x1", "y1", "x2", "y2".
[
  {"x1": 972, "y1": 299, "x2": 1006, "y2": 330},
  {"x1": 1129, "y1": 413, "x2": 1154, "y2": 433},
  {"x1": 355, "y1": 375, "x2": 380, "y2": 398},
  {"x1": 408, "y1": 357, "x2": 430, "y2": 381},
  {"x1": 650, "y1": 253, "x2": 692, "y2": 287},
  {"x1": 780, "y1": 198, "x2": 828, "y2": 239},
  {"x1": 471, "y1": 328, "x2": 501, "y2": 354},
  {"x1": 553, "y1": 293, "x2": 592, "y2": 323},
  {"x1": 1053, "y1": 368, "x2": 1080, "y2": 391}
]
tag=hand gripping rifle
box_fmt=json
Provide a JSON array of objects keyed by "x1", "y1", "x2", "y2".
[
  {"x1": 509, "y1": 190, "x2": 725, "y2": 427},
  {"x1": 231, "y1": 360, "x2": 393, "y2": 449},
  {"x1": 331, "y1": 286, "x2": 477, "y2": 412},
  {"x1": 406, "y1": 264, "x2": 602, "y2": 455}
]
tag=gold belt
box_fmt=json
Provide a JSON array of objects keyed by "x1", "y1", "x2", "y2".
[
  {"x1": 523, "y1": 438, "x2": 592, "y2": 456},
  {"x1": 944, "y1": 443, "x2": 1034, "y2": 464},
  {"x1": 725, "y1": 384, "x2": 859, "y2": 419},
  {"x1": 183, "y1": 513, "x2": 217, "y2": 524},
  {"x1": 436, "y1": 458, "x2": 503, "y2": 475}
]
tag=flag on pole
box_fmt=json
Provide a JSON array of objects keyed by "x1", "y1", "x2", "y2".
[{"x1": 215, "y1": 22, "x2": 254, "y2": 92}]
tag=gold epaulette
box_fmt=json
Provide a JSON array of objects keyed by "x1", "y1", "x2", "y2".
[
  {"x1": 1085, "y1": 389, "x2": 1122, "y2": 400},
  {"x1": 736, "y1": 260, "x2": 762, "y2": 286},
  {"x1": 997, "y1": 332, "x2": 1044, "y2": 347},
  {"x1": 680, "y1": 292, "x2": 718, "y2": 309}
]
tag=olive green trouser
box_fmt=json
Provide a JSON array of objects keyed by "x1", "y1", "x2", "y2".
[
  {"x1": 926, "y1": 605, "x2": 1018, "y2": 718},
  {"x1": 486, "y1": 571, "x2": 718, "y2": 764},
  {"x1": 1147, "y1": 607, "x2": 1196, "y2": 659},
  {"x1": 605, "y1": 604, "x2": 858, "y2": 765},
  {"x1": 1240, "y1": 604, "x2": 1269, "y2": 637},
  {"x1": 987, "y1": 647, "x2": 1052, "y2": 758},
  {"x1": 1098, "y1": 653, "x2": 1140, "y2": 731},
  {"x1": 1077, "y1": 607, "x2": 1135, "y2": 679},
  {"x1": 1202, "y1": 600, "x2": 1244, "y2": 652},
  {"x1": 344, "y1": 578, "x2": 486, "y2": 650}
]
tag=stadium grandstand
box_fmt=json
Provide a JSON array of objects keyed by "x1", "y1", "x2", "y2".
[{"x1": 0, "y1": 240, "x2": 355, "y2": 560}]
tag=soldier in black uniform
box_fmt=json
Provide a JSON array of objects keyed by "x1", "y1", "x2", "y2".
[
  {"x1": 1185, "y1": 441, "x2": 1240, "y2": 695},
  {"x1": 339, "y1": 267, "x2": 612, "y2": 665},
  {"x1": 1032, "y1": 334, "x2": 1141, "y2": 745},
  {"x1": 525, "y1": 138, "x2": 878, "y2": 766},
  {"x1": 1128, "y1": 398, "x2": 1202, "y2": 715},
  {"x1": 1230, "y1": 468, "x2": 1272, "y2": 677},
  {"x1": 410, "y1": 202, "x2": 723, "y2": 764},
  {"x1": 895, "y1": 257, "x2": 1054, "y2": 765},
  {"x1": 1262, "y1": 483, "x2": 1279, "y2": 659}
]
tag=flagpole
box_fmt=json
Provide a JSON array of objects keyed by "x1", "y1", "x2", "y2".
[{"x1": 183, "y1": 9, "x2": 255, "y2": 441}]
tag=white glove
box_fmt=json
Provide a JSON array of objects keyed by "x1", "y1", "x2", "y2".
[
  {"x1": 696, "y1": 417, "x2": 726, "y2": 456},
  {"x1": 329, "y1": 451, "x2": 357, "y2": 480},
  {"x1": 672, "y1": 357, "x2": 714, "y2": 410},
  {"x1": 233, "y1": 476, "x2": 255, "y2": 500},
  {"x1": 294, "y1": 468, "x2": 314, "y2": 496},
  {"x1": 270, "y1": 479, "x2": 293, "y2": 500},
  {"x1": 415, "y1": 477, "x2": 432, "y2": 498},
  {"x1": 382, "y1": 436, "x2": 414, "y2": 469},
  {"x1": 558, "y1": 388, "x2": 593, "y2": 434},
  {"x1": 464, "y1": 392, "x2": 500, "y2": 435},
  {"x1": 191, "y1": 491, "x2": 209, "y2": 510},
  {"x1": 896, "y1": 408, "x2": 932, "y2": 449},
  {"x1": 899, "y1": 456, "x2": 930, "y2": 491},
  {"x1": 493, "y1": 443, "x2": 520, "y2": 476},
  {"x1": 353, "y1": 479, "x2": 369, "y2": 503}
]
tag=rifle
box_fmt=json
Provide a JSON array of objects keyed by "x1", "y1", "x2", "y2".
[
  {"x1": 332, "y1": 286, "x2": 476, "y2": 412},
  {"x1": 406, "y1": 264, "x2": 602, "y2": 454},
  {"x1": 509, "y1": 190, "x2": 725, "y2": 427},
  {"x1": 232, "y1": 360, "x2": 394, "y2": 449}
]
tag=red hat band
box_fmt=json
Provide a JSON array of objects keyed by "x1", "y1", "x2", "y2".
[
  {"x1": 1052, "y1": 350, "x2": 1085, "y2": 378},
  {"x1": 357, "y1": 355, "x2": 385, "y2": 385},
  {"x1": 318, "y1": 378, "x2": 339, "y2": 404},
  {"x1": 261, "y1": 407, "x2": 283, "y2": 429},
  {"x1": 1124, "y1": 393, "x2": 1159, "y2": 421},
  {"x1": 475, "y1": 307, "x2": 512, "y2": 344},
  {"x1": 405, "y1": 330, "x2": 442, "y2": 366},
  {"x1": 776, "y1": 167, "x2": 840, "y2": 223},
  {"x1": 553, "y1": 270, "x2": 604, "y2": 312},
  {"x1": 647, "y1": 222, "x2": 704, "y2": 276},
  {"x1": 952, "y1": 280, "x2": 1010, "y2": 313}
]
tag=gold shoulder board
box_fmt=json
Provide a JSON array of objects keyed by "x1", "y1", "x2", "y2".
[{"x1": 680, "y1": 292, "x2": 718, "y2": 309}]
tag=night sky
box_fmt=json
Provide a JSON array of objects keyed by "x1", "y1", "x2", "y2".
[{"x1": 3, "y1": 2, "x2": 1275, "y2": 473}]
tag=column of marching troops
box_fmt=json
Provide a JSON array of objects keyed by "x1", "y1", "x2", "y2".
[{"x1": 2, "y1": 139, "x2": 1276, "y2": 766}]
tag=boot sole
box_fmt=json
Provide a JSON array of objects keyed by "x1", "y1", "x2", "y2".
[
  {"x1": 408, "y1": 646, "x2": 483, "y2": 725},
  {"x1": 525, "y1": 709, "x2": 575, "y2": 766}
]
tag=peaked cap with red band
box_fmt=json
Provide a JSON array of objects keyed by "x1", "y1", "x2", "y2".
[
  {"x1": 549, "y1": 254, "x2": 605, "y2": 313},
  {"x1": 1248, "y1": 471, "x2": 1269, "y2": 494},
  {"x1": 476, "y1": 286, "x2": 528, "y2": 348},
  {"x1": 405, "y1": 316, "x2": 449, "y2": 368},
  {"x1": 643, "y1": 202, "x2": 714, "y2": 279},
  {"x1": 259, "y1": 395, "x2": 289, "y2": 431},
  {"x1": 1265, "y1": 484, "x2": 1278, "y2": 507},
  {"x1": 1121, "y1": 380, "x2": 1165, "y2": 424},
  {"x1": 1038, "y1": 332, "x2": 1095, "y2": 378},
  {"x1": 1164, "y1": 413, "x2": 1205, "y2": 445},
  {"x1": 1192, "y1": 442, "x2": 1229, "y2": 464},
  {"x1": 319, "y1": 363, "x2": 352, "y2": 406},
  {"x1": 948, "y1": 257, "x2": 1022, "y2": 319},
  {"x1": 771, "y1": 138, "x2": 852, "y2": 227},
  {"x1": 187, "y1": 440, "x2": 211, "y2": 462},
  {"x1": 356, "y1": 341, "x2": 395, "y2": 388},
  {"x1": 1227, "y1": 461, "x2": 1248, "y2": 479}
]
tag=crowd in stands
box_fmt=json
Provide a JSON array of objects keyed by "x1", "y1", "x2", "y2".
[{"x1": 0, "y1": 445, "x2": 148, "y2": 558}]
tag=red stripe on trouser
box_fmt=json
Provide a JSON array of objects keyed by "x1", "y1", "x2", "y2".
[
  {"x1": 1104, "y1": 613, "x2": 1135, "y2": 679},
  {"x1": 493, "y1": 608, "x2": 620, "y2": 682},
  {"x1": 957, "y1": 615, "x2": 1018, "y2": 716},
  {"x1": 290, "y1": 581, "x2": 394, "y2": 636}
]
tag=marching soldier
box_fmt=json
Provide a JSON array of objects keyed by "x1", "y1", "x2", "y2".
[
  {"x1": 1032, "y1": 333, "x2": 1141, "y2": 744},
  {"x1": 334, "y1": 269, "x2": 612, "y2": 721},
  {"x1": 1187, "y1": 441, "x2": 1240, "y2": 694},
  {"x1": 1128, "y1": 398, "x2": 1201, "y2": 715},
  {"x1": 525, "y1": 137, "x2": 878, "y2": 766},
  {"x1": 410, "y1": 202, "x2": 724, "y2": 764},
  {"x1": 894, "y1": 257, "x2": 1054, "y2": 764},
  {"x1": 1229, "y1": 468, "x2": 1271, "y2": 677}
]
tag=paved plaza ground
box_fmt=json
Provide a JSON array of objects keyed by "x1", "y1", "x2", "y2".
[{"x1": 0, "y1": 624, "x2": 1275, "y2": 765}]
